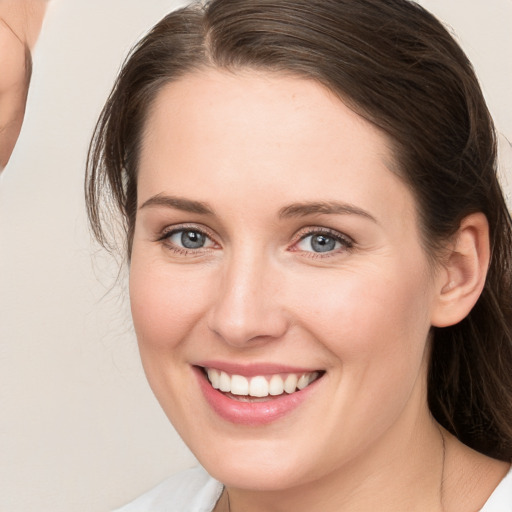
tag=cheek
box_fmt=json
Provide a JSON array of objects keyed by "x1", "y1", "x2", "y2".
[
  {"x1": 291, "y1": 260, "x2": 433, "y2": 366},
  {"x1": 128, "y1": 253, "x2": 217, "y2": 426},
  {"x1": 286, "y1": 262, "x2": 434, "y2": 456},
  {"x1": 129, "y1": 256, "x2": 212, "y2": 353}
]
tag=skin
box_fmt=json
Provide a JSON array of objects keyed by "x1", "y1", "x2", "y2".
[
  {"x1": 129, "y1": 69, "x2": 508, "y2": 512},
  {"x1": 0, "y1": 0, "x2": 47, "y2": 171}
]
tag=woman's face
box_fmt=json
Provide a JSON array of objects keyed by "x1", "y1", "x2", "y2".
[{"x1": 130, "y1": 69, "x2": 443, "y2": 490}]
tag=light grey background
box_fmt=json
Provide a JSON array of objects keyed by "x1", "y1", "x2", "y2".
[{"x1": 0, "y1": 1, "x2": 510, "y2": 510}]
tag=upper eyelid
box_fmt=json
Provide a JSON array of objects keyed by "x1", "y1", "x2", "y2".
[
  {"x1": 159, "y1": 223, "x2": 217, "y2": 240},
  {"x1": 293, "y1": 226, "x2": 354, "y2": 243}
]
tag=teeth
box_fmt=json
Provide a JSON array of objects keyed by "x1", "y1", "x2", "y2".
[
  {"x1": 269, "y1": 374, "x2": 284, "y2": 396},
  {"x1": 231, "y1": 374, "x2": 249, "y2": 395},
  {"x1": 205, "y1": 368, "x2": 320, "y2": 398},
  {"x1": 249, "y1": 376, "x2": 269, "y2": 397},
  {"x1": 219, "y1": 371, "x2": 231, "y2": 392},
  {"x1": 207, "y1": 368, "x2": 220, "y2": 389},
  {"x1": 284, "y1": 374, "x2": 298, "y2": 393},
  {"x1": 297, "y1": 374, "x2": 310, "y2": 390}
]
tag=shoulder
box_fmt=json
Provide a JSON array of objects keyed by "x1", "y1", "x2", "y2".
[
  {"x1": 480, "y1": 467, "x2": 512, "y2": 511},
  {"x1": 112, "y1": 466, "x2": 223, "y2": 512}
]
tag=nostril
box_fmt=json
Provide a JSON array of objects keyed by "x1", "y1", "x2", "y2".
[{"x1": 206, "y1": 307, "x2": 289, "y2": 347}]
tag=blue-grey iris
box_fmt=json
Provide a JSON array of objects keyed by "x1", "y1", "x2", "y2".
[
  {"x1": 181, "y1": 230, "x2": 205, "y2": 249},
  {"x1": 311, "y1": 234, "x2": 336, "y2": 252}
]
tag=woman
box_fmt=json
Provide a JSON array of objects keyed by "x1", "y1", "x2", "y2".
[{"x1": 86, "y1": 0, "x2": 512, "y2": 510}]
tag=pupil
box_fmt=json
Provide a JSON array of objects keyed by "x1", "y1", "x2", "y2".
[
  {"x1": 311, "y1": 234, "x2": 335, "y2": 253},
  {"x1": 181, "y1": 231, "x2": 205, "y2": 249}
]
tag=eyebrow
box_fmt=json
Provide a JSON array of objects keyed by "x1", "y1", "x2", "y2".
[
  {"x1": 139, "y1": 194, "x2": 376, "y2": 223},
  {"x1": 139, "y1": 194, "x2": 214, "y2": 215},
  {"x1": 279, "y1": 201, "x2": 377, "y2": 223}
]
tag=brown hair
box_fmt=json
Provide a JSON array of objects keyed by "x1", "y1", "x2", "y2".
[{"x1": 86, "y1": 0, "x2": 512, "y2": 460}]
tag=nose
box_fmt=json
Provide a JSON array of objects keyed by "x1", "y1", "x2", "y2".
[{"x1": 207, "y1": 250, "x2": 289, "y2": 347}]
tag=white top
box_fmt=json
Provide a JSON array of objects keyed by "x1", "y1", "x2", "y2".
[{"x1": 113, "y1": 465, "x2": 512, "y2": 512}]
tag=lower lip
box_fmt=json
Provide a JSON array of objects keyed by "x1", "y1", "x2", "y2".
[{"x1": 194, "y1": 367, "x2": 321, "y2": 426}]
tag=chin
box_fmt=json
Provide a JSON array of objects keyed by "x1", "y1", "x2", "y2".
[
  {"x1": 203, "y1": 456, "x2": 315, "y2": 491},
  {"x1": 187, "y1": 433, "x2": 326, "y2": 491}
]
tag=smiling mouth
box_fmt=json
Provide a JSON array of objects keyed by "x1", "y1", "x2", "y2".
[{"x1": 202, "y1": 367, "x2": 324, "y2": 402}]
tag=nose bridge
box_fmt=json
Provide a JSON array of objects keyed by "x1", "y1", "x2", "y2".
[{"x1": 208, "y1": 245, "x2": 287, "y2": 346}]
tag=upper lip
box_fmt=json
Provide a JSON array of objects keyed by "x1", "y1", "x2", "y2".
[{"x1": 195, "y1": 360, "x2": 322, "y2": 377}]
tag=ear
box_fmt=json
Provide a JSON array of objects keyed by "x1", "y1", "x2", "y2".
[{"x1": 431, "y1": 213, "x2": 490, "y2": 328}]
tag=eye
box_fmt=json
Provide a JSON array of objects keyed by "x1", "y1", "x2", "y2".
[
  {"x1": 160, "y1": 227, "x2": 216, "y2": 253},
  {"x1": 170, "y1": 230, "x2": 208, "y2": 249},
  {"x1": 294, "y1": 229, "x2": 353, "y2": 255}
]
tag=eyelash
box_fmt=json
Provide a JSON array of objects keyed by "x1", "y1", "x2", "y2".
[
  {"x1": 157, "y1": 224, "x2": 218, "y2": 256},
  {"x1": 292, "y1": 227, "x2": 354, "y2": 258},
  {"x1": 156, "y1": 225, "x2": 354, "y2": 258}
]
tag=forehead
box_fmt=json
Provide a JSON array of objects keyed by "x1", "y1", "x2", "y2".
[
  {"x1": 141, "y1": 69, "x2": 388, "y2": 160},
  {"x1": 137, "y1": 69, "x2": 415, "y2": 225}
]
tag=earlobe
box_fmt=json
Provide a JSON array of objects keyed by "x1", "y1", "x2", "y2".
[{"x1": 431, "y1": 213, "x2": 490, "y2": 328}]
